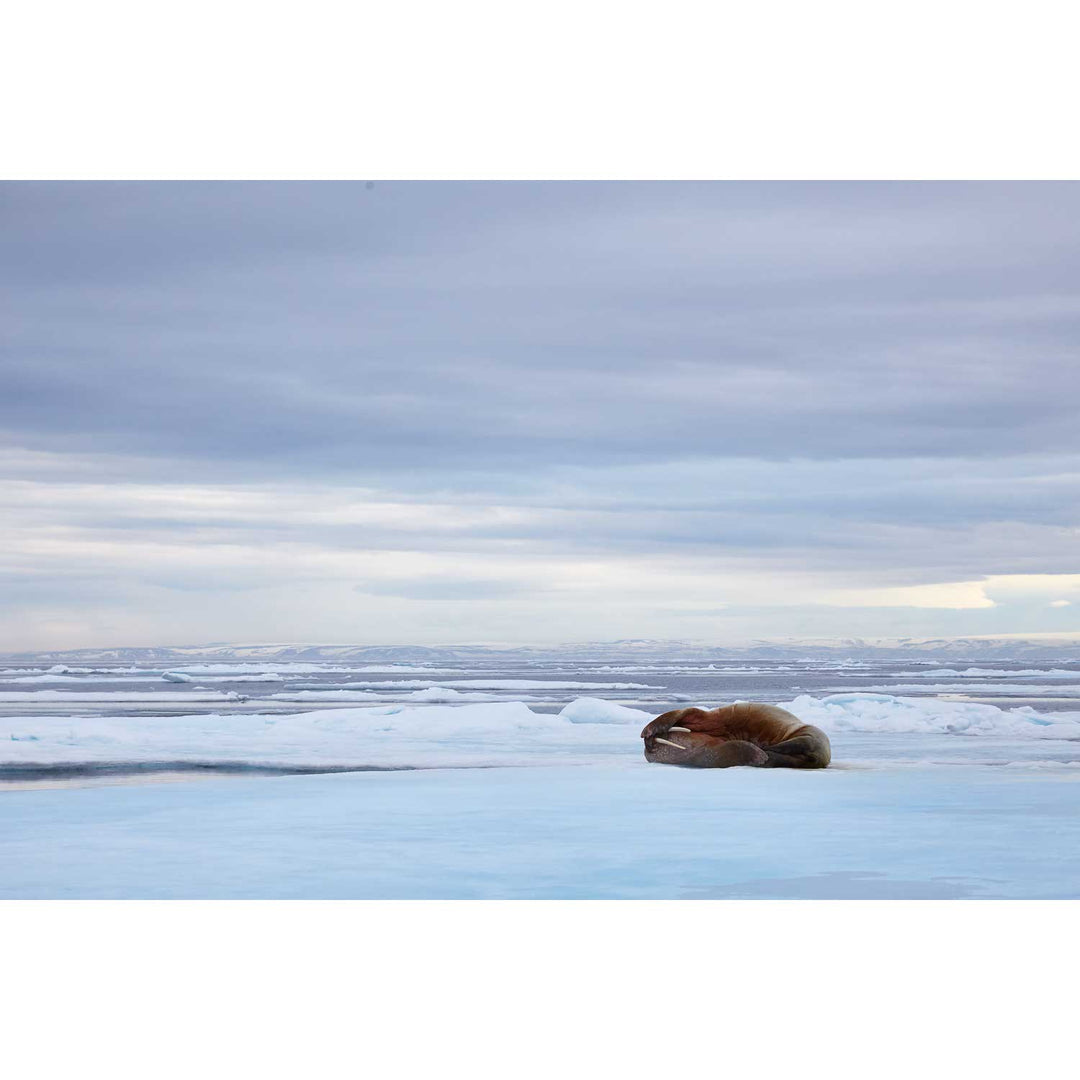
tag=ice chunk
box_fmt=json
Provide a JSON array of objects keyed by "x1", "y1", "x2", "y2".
[
  {"x1": 785, "y1": 693, "x2": 1080, "y2": 738},
  {"x1": 558, "y1": 697, "x2": 651, "y2": 724}
]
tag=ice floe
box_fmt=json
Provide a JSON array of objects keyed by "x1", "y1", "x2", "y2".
[{"x1": 2, "y1": 694, "x2": 1078, "y2": 774}]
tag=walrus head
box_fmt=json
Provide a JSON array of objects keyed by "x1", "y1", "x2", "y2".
[{"x1": 641, "y1": 708, "x2": 716, "y2": 765}]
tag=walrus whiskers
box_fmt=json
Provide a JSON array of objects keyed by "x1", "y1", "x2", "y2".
[{"x1": 653, "y1": 737, "x2": 688, "y2": 750}]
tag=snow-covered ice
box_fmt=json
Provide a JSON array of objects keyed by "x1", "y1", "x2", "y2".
[
  {"x1": 787, "y1": 692, "x2": 1080, "y2": 738},
  {"x1": 3, "y1": 693, "x2": 1078, "y2": 769},
  {"x1": 559, "y1": 696, "x2": 658, "y2": 724},
  {"x1": 4, "y1": 757, "x2": 1079, "y2": 899},
  {"x1": 0, "y1": 699, "x2": 643, "y2": 769},
  {"x1": 3, "y1": 687, "x2": 1079, "y2": 899},
  {"x1": 866, "y1": 667, "x2": 1080, "y2": 678},
  {"x1": 823, "y1": 682, "x2": 1080, "y2": 696}
]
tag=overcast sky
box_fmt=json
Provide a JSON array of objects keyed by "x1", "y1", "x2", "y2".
[{"x1": 3, "y1": 181, "x2": 1079, "y2": 650}]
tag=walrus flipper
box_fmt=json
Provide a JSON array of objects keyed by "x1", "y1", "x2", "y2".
[
  {"x1": 697, "y1": 739, "x2": 769, "y2": 768},
  {"x1": 760, "y1": 733, "x2": 831, "y2": 770},
  {"x1": 640, "y1": 708, "x2": 707, "y2": 741}
]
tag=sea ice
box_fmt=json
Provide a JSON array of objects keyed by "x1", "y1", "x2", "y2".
[
  {"x1": 3, "y1": 691, "x2": 1079, "y2": 899},
  {"x1": 2, "y1": 693, "x2": 1078, "y2": 771},
  {"x1": 3, "y1": 758, "x2": 1078, "y2": 899}
]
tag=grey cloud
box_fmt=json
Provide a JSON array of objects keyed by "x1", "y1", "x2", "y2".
[
  {"x1": 4, "y1": 182, "x2": 1080, "y2": 476},
  {"x1": 5, "y1": 457, "x2": 1080, "y2": 589},
  {"x1": 4, "y1": 182, "x2": 1080, "y2": 644},
  {"x1": 353, "y1": 579, "x2": 538, "y2": 601}
]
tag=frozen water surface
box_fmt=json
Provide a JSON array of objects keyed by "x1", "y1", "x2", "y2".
[
  {"x1": 3, "y1": 754, "x2": 1079, "y2": 899},
  {"x1": 2, "y1": 657, "x2": 1079, "y2": 898}
]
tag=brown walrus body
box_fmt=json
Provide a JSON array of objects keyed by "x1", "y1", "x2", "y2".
[{"x1": 641, "y1": 702, "x2": 830, "y2": 769}]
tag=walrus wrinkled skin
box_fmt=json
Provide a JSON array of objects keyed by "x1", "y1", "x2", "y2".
[{"x1": 641, "y1": 703, "x2": 831, "y2": 769}]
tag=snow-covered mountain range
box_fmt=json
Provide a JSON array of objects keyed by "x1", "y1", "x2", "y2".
[{"x1": 6, "y1": 636, "x2": 1080, "y2": 664}]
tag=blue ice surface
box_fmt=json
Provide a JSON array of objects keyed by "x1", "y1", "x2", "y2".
[{"x1": 3, "y1": 743, "x2": 1079, "y2": 899}]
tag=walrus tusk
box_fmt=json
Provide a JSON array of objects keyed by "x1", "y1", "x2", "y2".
[
  {"x1": 653, "y1": 737, "x2": 688, "y2": 750},
  {"x1": 668, "y1": 726, "x2": 691, "y2": 733}
]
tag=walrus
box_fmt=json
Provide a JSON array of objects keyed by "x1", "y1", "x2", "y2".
[{"x1": 641, "y1": 702, "x2": 831, "y2": 769}]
